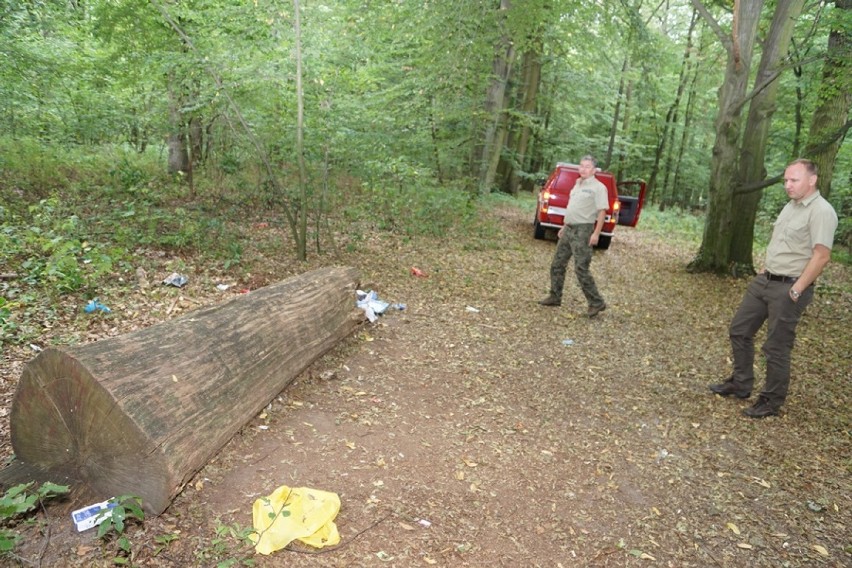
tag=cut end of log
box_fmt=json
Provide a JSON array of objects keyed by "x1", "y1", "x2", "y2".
[{"x1": 9, "y1": 347, "x2": 172, "y2": 513}]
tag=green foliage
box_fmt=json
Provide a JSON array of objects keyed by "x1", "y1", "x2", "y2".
[
  {"x1": 222, "y1": 241, "x2": 243, "y2": 270},
  {"x1": 95, "y1": 495, "x2": 145, "y2": 539},
  {"x1": 0, "y1": 138, "x2": 254, "y2": 319},
  {"x1": 152, "y1": 531, "x2": 180, "y2": 557},
  {"x1": 2, "y1": 198, "x2": 119, "y2": 296},
  {"x1": 461, "y1": 192, "x2": 519, "y2": 250},
  {"x1": 95, "y1": 495, "x2": 145, "y2": 565},
  {"x1": 0, "y1": 297, "x2": 16, "y2": 343},
  {"x1": 0, "y1": 0, "x2": 847, "y2": 268},
  {"x1": 0, "y1": 139, "x2": 165, "y2": 207},
  {"x1": 109, "y1": 157, "x2": 149, "y2": 190},
  {"x1": 194, "y1": 520, "x2": 256, "y2": 567},
  {"x1": 832, "y1": 189, "x2": 852, "y2": 254},
  {"x1": 638, "y1": 208, "x2": 704, "y2": 245},
  {"x1": 837, "y1": 215, "x2": 852, "y2": 250},
  {"x1": 0, "y1": 288, "x2": 46, "y2": 346},
  {"x1": 0, "y1": 482, "x2": 70, "y2": 555},
  {"x1": 344, "y1": 163, "x2": 477, "y2": 239}
]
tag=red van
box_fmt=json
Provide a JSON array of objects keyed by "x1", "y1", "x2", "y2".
[{"x1": 533, "y1": 162, "x2": 647, "y2": 249}]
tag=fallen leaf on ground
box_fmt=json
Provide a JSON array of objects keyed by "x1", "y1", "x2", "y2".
[
  {"x1": 628, "y1": 549, "x2": 656, "y2": 560},
  {"x1": 726, "y1": 522, "x2": 740, "y2": 535}
]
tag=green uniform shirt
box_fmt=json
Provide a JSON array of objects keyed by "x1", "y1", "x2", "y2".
[
  {"x1": 563, "y1": 176, "x2": 608, "y2": 225},
  {"x1": 765, "y1": 192, "x2": 838, "y2": 277}
]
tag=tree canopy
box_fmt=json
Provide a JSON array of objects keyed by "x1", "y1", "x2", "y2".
[{"x1": 0, "y1": 0, "x2": 848, "y2": 265}]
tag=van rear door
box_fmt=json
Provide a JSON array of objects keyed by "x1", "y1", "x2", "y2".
[{"x1": 616, "y1": 181, "x2": 647, "y2": 227}]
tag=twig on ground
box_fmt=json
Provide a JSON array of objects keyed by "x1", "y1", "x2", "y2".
[{"x1": 284, "y1": 509, "x2": 394, "y2": 555}]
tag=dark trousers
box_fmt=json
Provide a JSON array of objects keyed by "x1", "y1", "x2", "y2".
[
  {"x1": 548, "y1": 224, "x2": 604, "y2": 308},
  {"x1": 729, "y1": 273, "x2": 814, "y2": 408}
]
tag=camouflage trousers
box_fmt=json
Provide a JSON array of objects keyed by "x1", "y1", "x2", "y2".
[{"x1": 548, "y1": 223, "x2": 605, "y2": 308}]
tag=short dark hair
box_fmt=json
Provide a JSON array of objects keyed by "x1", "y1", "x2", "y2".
[
  {"x1": 789, "y1": 158, "x2": 817, "y2": 176},
  {"x1": 580, "y1": 155, "x2": 597, "y2": 167}
]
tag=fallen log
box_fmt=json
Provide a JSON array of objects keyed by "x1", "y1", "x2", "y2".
[{"x1": 1, "y1": 266, "x2": 363, "y2": 514}]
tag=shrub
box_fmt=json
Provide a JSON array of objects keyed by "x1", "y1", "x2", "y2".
[{"x1": 0, "y1": 482, "x2": 69, "y2": 555}]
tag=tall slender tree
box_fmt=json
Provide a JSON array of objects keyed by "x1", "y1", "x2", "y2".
[
  {"x1": 647, "y1": 9, "x2": 699, "y2": 208},
  {"x1": 673, "y1": 30, "x2": 706, "y2": 208},
  {"x1": 294, "y1": 0, "x2": 308, "y2": 261}
]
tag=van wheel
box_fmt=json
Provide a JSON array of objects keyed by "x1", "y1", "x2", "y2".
[
  {"x1": 596, "y1": 235, "x2": 612, "y2": 250},
  {"x1": 533, "y1": 219, "x2": 546, "y2": 240}
]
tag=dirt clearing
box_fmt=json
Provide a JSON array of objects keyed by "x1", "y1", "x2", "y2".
[{"x1": 2, "y1": 201, "x2": 849, "y2": 567}]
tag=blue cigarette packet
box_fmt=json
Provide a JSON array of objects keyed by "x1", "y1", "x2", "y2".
[{"x1": 71, "y1": 499, "x2": 117, "y2": 532}]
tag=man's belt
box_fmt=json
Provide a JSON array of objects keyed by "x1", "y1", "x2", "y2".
[{"x1": 765, "y1": 271, "x2": 798, "y2": 284}]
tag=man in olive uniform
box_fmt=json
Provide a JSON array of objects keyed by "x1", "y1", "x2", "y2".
[
  {"x1": 709, "y1": 159, "x2": 838, "y2": 418},
  {"x1": 539, "y1": 155, "x2": 609, "y2": 317}
]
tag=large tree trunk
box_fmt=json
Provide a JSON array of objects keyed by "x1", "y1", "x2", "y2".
[
  {"x1": 502, "y1": 47, "x2": 542, "y2": 196},
  {"x1": 729, "y1": 0, "x2": 806, "y2": 274},
  {"x1": 802, "y1": 0, "x2": 851, "y2": 200},
  {"x1": 2, "y1": 267, "x2": 362, "y2": 514},
  {"x1": 475, "y1": 0, "x2": 515, "y2": 194},
  {"x1": 688, "y1": 0, "x2": 764, "y2": 274},
  {"x1": 166, "y1": 70, "x2": 190, "y2": 176},
  {"x1": 166, "y1": 131, "x2": 188, "y2": 175}
]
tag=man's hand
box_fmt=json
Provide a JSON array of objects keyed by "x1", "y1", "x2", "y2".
[{"x1": 589, "y1": 209, "x2": 606, "y2": 247}]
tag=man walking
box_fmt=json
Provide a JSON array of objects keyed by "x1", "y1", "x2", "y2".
[
  {"x1": 709, "y1": 159, "x2": 838, "y2": 418},
  {"x1": 539, "y1": 155, "x2": 609, "y2": 317}
]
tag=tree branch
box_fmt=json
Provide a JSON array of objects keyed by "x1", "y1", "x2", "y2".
[
  {"x1": 804, "y1": 119, "x2": 852, "y2": 154},
  {"x1": 734, "y1": 174, "x2": 782, "y2": 195},
  {"x1": 733, "y1": 55, "x2": 824, "y2": 114},
  {"x1": 733, "y1": 119, "x2": 851, "y2": 196},
  {"x1": 690, "y1": 0, "x2": 728, "y2": 49}
]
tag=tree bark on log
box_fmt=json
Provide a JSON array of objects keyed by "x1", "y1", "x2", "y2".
[{"x1": 1, "y1": 266, "x2": 363, "y2": 514}]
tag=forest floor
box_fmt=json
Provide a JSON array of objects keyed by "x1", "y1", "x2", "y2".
[{"x1": 1, "y1": 198, "x2": 850, "y2": 567}]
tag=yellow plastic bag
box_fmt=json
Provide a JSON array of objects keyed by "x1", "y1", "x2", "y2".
[{"x1": 250, "y1": 485, "x2": 341, "y2": 555}]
